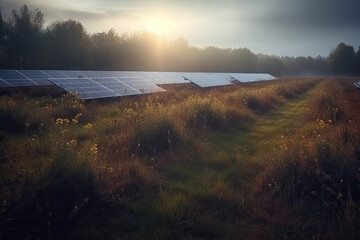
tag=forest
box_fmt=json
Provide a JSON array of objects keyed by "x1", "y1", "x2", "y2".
[{"x1": 0, "y1": 5, "x2": 360, "y2": 76}]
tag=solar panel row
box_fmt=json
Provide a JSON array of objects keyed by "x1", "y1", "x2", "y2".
[
  {"x1": 0, "y1": 70, "x2": 275, "y2": 86},
  {"x1": 0, "y1": 70, "x2": 276, "y2": 99}
]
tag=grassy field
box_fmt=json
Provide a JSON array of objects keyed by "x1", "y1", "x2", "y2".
[{"x1": 0, "y1": 78, "x2": 360, "y2": 239}]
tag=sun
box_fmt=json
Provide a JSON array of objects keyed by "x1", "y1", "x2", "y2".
[{"x1": 146, "y1": 17, "x2": 174, "y2": 36}]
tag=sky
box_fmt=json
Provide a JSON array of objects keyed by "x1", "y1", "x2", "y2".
[{"x1": 1, "y1": 0, "x2": 359, "y2": 57}]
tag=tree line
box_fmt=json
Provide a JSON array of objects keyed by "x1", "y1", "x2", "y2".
[{"x1": 0, "y1": 5, "x2": 359, "y2": 76}]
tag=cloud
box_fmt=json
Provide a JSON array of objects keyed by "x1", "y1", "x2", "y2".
[
  {"x1": 0, "y1": 0, "x2": 359, "y2": 56},
  {"x1": 255, "y1": 0, "x2": 360, "y2": 31}
]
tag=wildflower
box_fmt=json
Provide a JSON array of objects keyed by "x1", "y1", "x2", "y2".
[
  {"x1": 317, "y1": 119, "x2": 326, "y2": 128},
  {"x1": 66, "y1": 139, "x2": 77, "y2": 147},
  {"x1": 61, "y1": 129, "x2": 68, "y2": 134},
  {"x1": 56, "y1": 118, "x2": 70, "y2": 125},
  {"x1": 84, "y1": 123, "x2": 92, "y2": 129},
  {"x1": 328, "y1": 120, "x2": 332, "y2": 124},
  {"x1": 90, "y1": 144, "x2": 98, "y2": 154},
  {"x1": 25, "y1": 122, "x2": 30, "y2": 128},
  {"x1": 72, "y1": 113, "x2": 83, "y2": 124}
]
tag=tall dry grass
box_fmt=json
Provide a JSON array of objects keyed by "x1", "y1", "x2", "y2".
[
  {"x1": 0, "y1": 78, "x2": 323, "y2": 239},
  {"x1": 251, "y1": 79, "x2": 360, "y2": 239}
]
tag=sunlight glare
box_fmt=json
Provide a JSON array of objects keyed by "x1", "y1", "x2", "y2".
[{"x1": 146, "y1": 17, "x2": 174, "y2": 36}]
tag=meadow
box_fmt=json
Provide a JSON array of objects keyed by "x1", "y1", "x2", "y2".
[{"x1": 0, "y1": 77, "x2": 359, "y2": 239}]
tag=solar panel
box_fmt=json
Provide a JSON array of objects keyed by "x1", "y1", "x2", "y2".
[
  {"x1": 117, "y1": 77, "x2": 166, "y2": 94},
  {"x1": 60, "y1": 70, "x2": 87, "y2": 78},
  {"x1": 18, "y1": 70, "x2": 53, "y2": 85},
  {"x1": 92, "y1": 77, "x2": 141, "y2": 96},
  {"x1": 0, "y1": 70, "x2": 27, "y2": 80},
  {"x1": 5, "y1": 79, "x2": 37, "y2": 87},
  {"x1": 0, "y1": 80, "x2": 10, "y2": 87},
  {"x1": 119, "y1": 71, "x2": 137, "y2": 76},
  {"x1": 182, "y1": 72, "x2": 233, "y2": 87},
  {"x1": 143, "y1": 71, "x2": 190, "y2": 84},
  {"x1": 49, "y1": 78, "x2": 120, "y2": 99},
  {"x1": 33, "y1": 79, "x2": 52, "y2": 85},
  {"x1": 0, "y1": 70, "x2": 55, "y2": 86},
  {"x1": 230, "y1": 73, "x2": 276, "y2": 82},
  {"x1": 19, "y1": 70, "x2": 49, "y2": 79},
  {"x1": 80, "y1": 71, "x2": 104, "y2": 78},
  {"x1": 42, "y1": 70, "x2": 68, "y2": 78},
  {"x1": 80, "y1": 91, "x2": 119, "y2": 99},
  {"x1": 145, "y1": 72, "x2": 169, "y2": 84}
]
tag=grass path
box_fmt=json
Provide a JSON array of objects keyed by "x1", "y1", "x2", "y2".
[
  {"x1": 208, "y1": 80, "x2": 322, "y2": 160},
  {"x1": 150, "y1": 80, "x2": 324, "y2": 239},
  {"x1": 162, "y1": 80, "x2": 322, "y2": 195}
]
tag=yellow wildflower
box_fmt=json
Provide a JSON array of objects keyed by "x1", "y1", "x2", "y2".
[
  {"x1": 66, "y1": 139, "x2": 77, "y2": 147},
  {"x1": 56, "y1": 118, "x2": 70, "y2": 125},
  {"x1": 90, "y1": 144, "x2": 98, "y2": 154},
  {"x1": 72, "y1": 113, "x2": 83, "y2": 124},
  {"x1": 317, "y1": 119, "x2": 325, "y2": 128},
  {"x1": 84, "y1": 123, "x2": 92, "y2": 129}
]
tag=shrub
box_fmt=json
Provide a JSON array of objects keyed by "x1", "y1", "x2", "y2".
[
  {"x1": 134, "y1": 118, "x2": 181, "y2": 156},
  {"x1": 245, "y1": 95, "x2": 263, "y2": 112},
  {"x1": 137, "y1": 193, "x2": 199, "y2": 240},
  {"x1": 307, "y1": 80, "x2": 347, "y2": 123},
  {"x1": 0, "y1": 155, "x2": 98, "y2": 239},
  {"x1": 0, "y1": 108, "x2": 26, "y2": 134},
  {"x1": 314, "y1": 97, "x2": 345, "y2": 123},
  {"x1": 184, "y1": 97, "x2": 225, "y2": 132},
  {"x1": 51, "y1": 93, "x2": 86, "y2": 120},
  {"x1": 276, "y1": 86, "x2": 296, "y2": 99},
  {"x1": 97, "y1": 160, "x2": 159, "y2": 202}
]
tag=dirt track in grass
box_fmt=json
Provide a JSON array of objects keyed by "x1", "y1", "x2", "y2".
[{"x1": 207, "y1": 79, "x2": 322, "y2": 161}]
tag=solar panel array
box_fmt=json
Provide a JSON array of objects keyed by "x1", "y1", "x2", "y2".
[{"x1": 0, "y1": 70, "x2": 276, "y2": 99}]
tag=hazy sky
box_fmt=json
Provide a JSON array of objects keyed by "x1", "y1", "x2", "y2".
[{"x1": 1, "y1": 0, "x2": 359, "y2": 56}]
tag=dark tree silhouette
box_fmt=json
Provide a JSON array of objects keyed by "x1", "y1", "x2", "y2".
[
  {"x1": 257, "y1": 54, "x2": 286, "y2": 76},
  {"x1": 0, "y1": 8, "x2": 6, "y2": 67},
  {"x1": 354, "y1": 47, "x2": 360, "y2": 75},
  {"x1": 6, "y1": 5, "x2": 44, "y2": 68},
  {"x1": 232, "y1": 48, "x2": 258, "y2": 72},
  {"x1": 329, "y1": 42, "x2": 355, "y2": 75},
  {"x1": 90, "y1": 29, "x2": 123, "y2": 70},
  {"x1": 0, "y1": 8, "x2": 4, "y2": 40},
  {"x1": 45, "y1": 19, "x2": 91, "y2": 69},
  {"x1": 280, "y1": 55, "x2": 330, "y2": 76}
]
